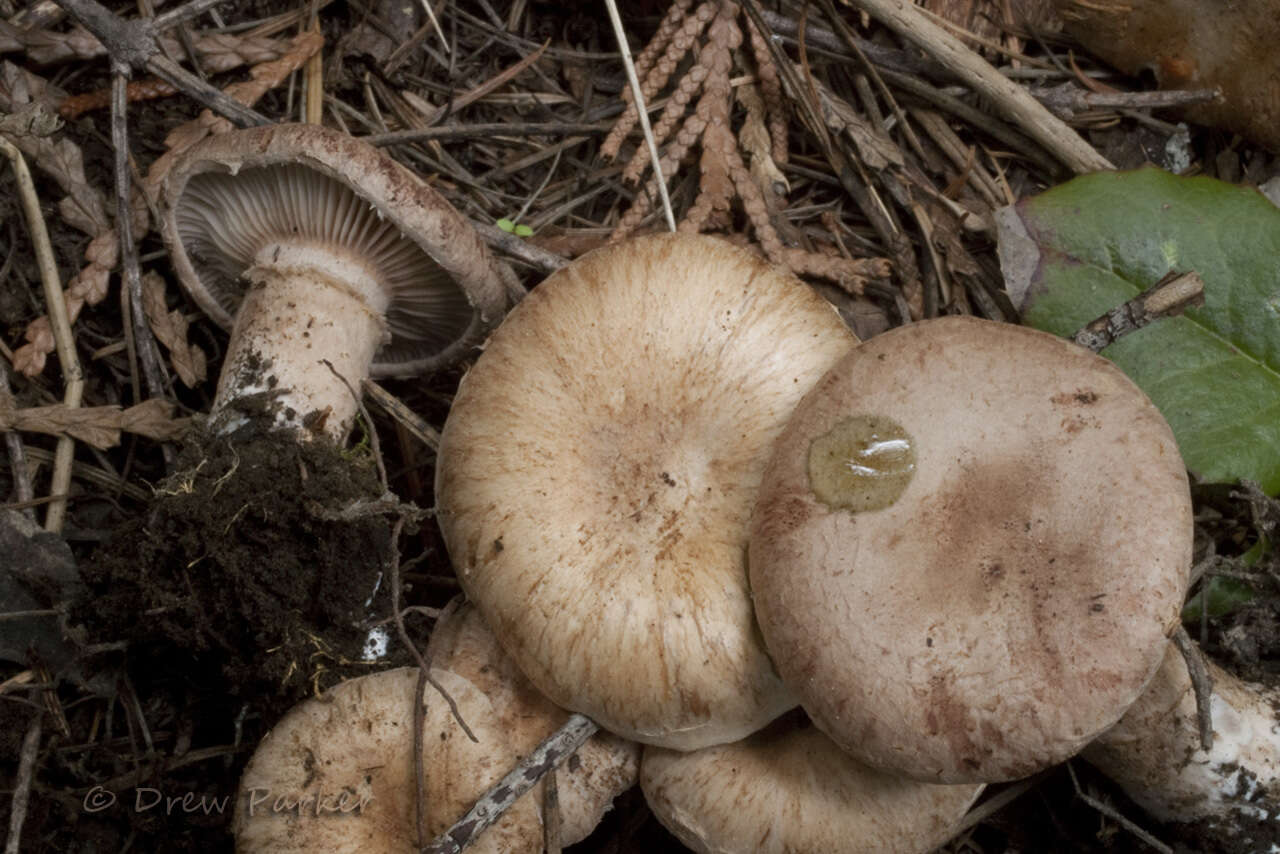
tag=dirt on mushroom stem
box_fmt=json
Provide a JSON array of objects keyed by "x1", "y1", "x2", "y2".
[{"x1": 75, "y1": 422, "x2": 405, "y2": 715}]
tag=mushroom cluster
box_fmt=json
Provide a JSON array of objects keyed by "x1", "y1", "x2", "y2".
[{"x1": 235, "y1": 229, "x2": 1225, "y2": 850}]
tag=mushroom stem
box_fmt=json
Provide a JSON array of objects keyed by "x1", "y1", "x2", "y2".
[
  {"x1": 1082, "y1": 641, "x2": 1280, "y2": 833},
  {"x1": 213, "y1": 247, "x2": 389, "y2": 439}
]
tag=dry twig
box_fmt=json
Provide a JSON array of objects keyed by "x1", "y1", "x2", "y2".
[{"x1": 0, "y1": 133, "x2": 81, "y2": 532}]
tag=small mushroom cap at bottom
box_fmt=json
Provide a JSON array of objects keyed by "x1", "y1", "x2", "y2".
[
  {"x1": 233, "y1": 668, "x2": 541, "y2": 854},
  {"x1": 427, "y1": 600, "x2": 640, "y2": 845},
  {"x1": 750, "y1": 316, "x2": 1192, "y2": 783},
  {"x1": 641, "y1": 715, "x2": 984, "y2": 854}
]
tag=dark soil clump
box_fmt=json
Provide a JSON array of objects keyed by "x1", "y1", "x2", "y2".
[{"x1": 77, "y1": 426, "x2": 400, "y2": 715}]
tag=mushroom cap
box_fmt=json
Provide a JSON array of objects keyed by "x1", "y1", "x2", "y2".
[
  {"x1": 641, "y1": 714, "x2": 984, "y2": 854},
  {"x1": 434, "y1": 233, "x2": 856, "y2": 750},
  {"x1": 157, "y1": 123, "x2": 513, "y2": 377},
  {"x1": 427, "y1": 601, "x2": 640, "y2": 845},
  {"x1": 750, "y1": 316, "x2": 1193, "y2": 783},
  {"x1": 233, "y1": 667, "x2": 541, "y2": 854}
]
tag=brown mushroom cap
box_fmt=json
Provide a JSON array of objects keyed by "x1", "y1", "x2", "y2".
[
  {"x1": 232, "y1": 667, "x2": 542, "y2": 854},
  {"x1": 750, "y1": 316, "x2": 1192, "y2": 783},
  {"x1": 641, "y1": 714, "x2": 984, "y2": 854},
  {"x1": 159, "y1": 123, "x2": 512, "y2": 377},
  {"x1": 434, "y1": 233, "x2": 856, "y2": 750}
]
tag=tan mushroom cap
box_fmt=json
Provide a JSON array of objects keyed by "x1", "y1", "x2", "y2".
[
  {"x1": 641, "y1": 714, "x2": 984, "y2": 854},
  {"x1": 427, "y1": 601, "x2": 640, "y2": 845},
  {"x1": 435, "y1": 233, "x2": 856, "y2": 750},
  {"x1": 750, "y1": 316, "x2": 1192, "y2": 783},
  {"x1": 233, "y1": 667, "x2": 541, "y2": 854}
]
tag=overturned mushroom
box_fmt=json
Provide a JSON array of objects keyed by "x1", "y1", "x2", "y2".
[
  {"x1": 158, "y1": 123, "x2": 514, "y2": 440},
  {"x1": 435, "y1": 233, "x2": 855, "y2": 750},
  {"x1": 750, "y1": 316, "x2": 1193, "y2": 783},
  {"x1": 642, "y1": 713, "x2": 984, "y2": 854}
]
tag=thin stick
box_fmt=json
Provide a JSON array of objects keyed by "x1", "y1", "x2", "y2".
[
  {"x1": 950, "y1": 771, "x2": 1049, "y2": 834},
  {"x1": 0, "y1": 361, "x2": 35, "y2": 520},
  {"x1": 1066, "y1": 761, "x2": 1172, "y2": 854},
  {"x1": 836, "y1": 0, "x2": 1112, "y2": 173},
  {"x1": 54, "y1": 0, "x2": 272, "y2": 127},
  {"x1": 0, "y1": 136, "x2": 82, "y2": 533},
  {"x1": 111, "y1": 68, "x2": 168, "y2": 404},
  {"x1": 153, "y1": 0, "x2": 228, "y2": 31},
  {"x1": 417, "y1": 0, "x2": 450, "y2": 56},
  {"x1": 361, "y1": 380, "x2": 441, "y2": 452},
  {"x1": 602, "y1": 0, "x2": 676, "y2": 232},
  {"x1": 2, "y1": 703, "x2": 42, "y2": 854},
  {"x1": 422, "y1": 713, "x2": 599, "y2": 854},
  {"x1": 1072, "y1": 271, "x2": 1205, "y2": 352},
  {"x1": 1172, "y1": 625, "x2": 1216, "y2": 751},
  {"x1": 542, "y1": 766, "x2": 562, "y2": 854}
]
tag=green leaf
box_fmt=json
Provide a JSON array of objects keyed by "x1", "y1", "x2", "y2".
[
  {"x1": 997, "y1": 168, "x2": 1280, "y2": 494},
  {"x1": 1181, "y1": 575, "x2": 1256, "y2": 622},
  {"x1": 496, "y1": 218, "x2": 516, "y2": 233},
  {"x1": 514, "y1": 224, "x2": 534, "y2": 237},
  {"x1": 1180, "y1": 538, "x2": 1270, "y2": 622}
]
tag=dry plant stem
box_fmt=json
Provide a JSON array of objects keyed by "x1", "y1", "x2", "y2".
[
  {"x1": 950, "y1": 772, "x2": 1050, "y2": 835},
  {"x1": 1066, "y1": 762, "x2": 1173, "y2": 854},
  {"x1": 471, "y1": 219, "x2": 568, "y2": 276},
  {"x1": 836, "y1": 0, "x2": 1112, "y2": 173},
  {"x1": 1072, "y1": 271, "x2": 1206, "y2": 352},
  {"x1": 603, "y1": 0, "x2": 676, "y2": 232},
  {"x1": 152, "y1": 0, "x2": 229, "y2": 32},
  {"x1": 411, "y1": 41, "x2": 549, "y2": 125},
  {"x1": 110, "y1": 69, "x2": 168, "y2": 404},
  {"x1": 302, "y1": 21, "x2": 322, "y2": 125},
  {"x1": 0, "y1": 362, "x2": 35, "y2": 519},
  {"x1": 741, "y1": 0, "x2": 918, "y2": 290},
  {"x1": 1035, "y1": 85, "x2": 1222, "y2": 118},
  {"x1": 362, "y1": 380, "x2": 441, "y2": 452},
  {"x1": 53, "y1": 0, "x2": 271, "y2": 127},
  {"x1": 0, "y1": 135, "x2": 81, "y2": 533},
  {"x1": 422, "y1": 713, "x2": 600, "y2": 854},
  {"x1": 2, "y1": 702, "x2": 41, "y2": 854},
  {"x1": 542, "y1": 768, "x2": 562, "y2": 854},
  {"x1": 365, "y1": 121, "x2": 608, "y2": 147},
  {"x1": 876, "y1": 67, "x2": 1060, "y2": 177},
  {"x1": 1172, "y1": 624, "x2": 1215, "y2": 751}
]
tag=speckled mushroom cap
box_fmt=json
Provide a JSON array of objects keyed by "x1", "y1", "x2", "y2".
[
  {"x1": 158, "y1": 123, "x2": 513, "y2": 377},
  {"x1": 641, "y1": 714, "x2": 984, "y2": 854},
  {"x1": 434, "y1": 233, "x2": 856, "y2": 750},
  {"x1": 233, "y1": 667, "x2": 542, "y2": 854},
  {"x1": 749, "y1": 316, "x2": 1192, "y2": 783}
]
